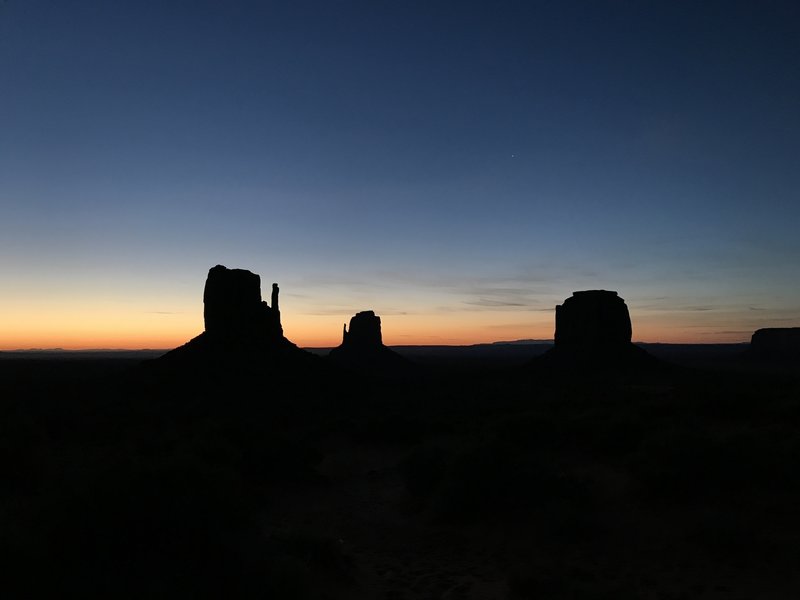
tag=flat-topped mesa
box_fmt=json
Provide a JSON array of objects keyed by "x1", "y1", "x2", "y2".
[
  {"x1": 342, "y1": 310, "x2": 383, "y2": 349},
  {"x1": 555, "y1": 290, "x2": 632, "y2": 348},
  {"x1": 533, "y1": 289, "x2": 655, "y2": 372},
  {"x1": 749, "y1": 328, "x2": 800, "y2": 358},
  {"x1": 202, "y1": 265, "x2": 282, "y2": 342}
]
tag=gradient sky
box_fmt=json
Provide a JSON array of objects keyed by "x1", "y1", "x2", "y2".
[{"x1": 2, "y1": 0, "x2": 799, "y2": 349}]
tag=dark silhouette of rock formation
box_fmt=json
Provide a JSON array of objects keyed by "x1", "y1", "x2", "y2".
[
  {"x1": 328, "y1": 311, "x2": 412, "y2": 376},
  {"x1": 555, "y1": 290, "x2": 632, "y2": 348},
  {"x1": 535, "y1": 290, "x2": 655, "y2": 372},
  {"x1": 342, "y1": 311, "x2": 384, "y2": 349},
  {"x1": 749, "y1": 328, "x2": 800, "y2": 360},
  {"x1": 156, "y1": 265, "x2": 315, "y2": 371},
  {"x1": 203, "y1": 265, "x2": 282, "y2": 343},
  {"x1": 271, "y1": 282, "x2": 280, "y2": 313}
]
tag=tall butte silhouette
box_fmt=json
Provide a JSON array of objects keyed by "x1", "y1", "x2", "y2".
[
  {"x1": 328, "y1": 310, "x2": 412, "y2": 376},
  {"x1": 534, "y1": 290, "x2": 655, "y2": 371},
  {"x1": 157, "y1": 265, "x2": 316, "y2": 370}
]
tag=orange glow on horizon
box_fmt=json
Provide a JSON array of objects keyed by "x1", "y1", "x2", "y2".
[
  {"x1": 0, "y1": 309, "x2": 756, "y2": 350},
  {"x1": 0, "y1": 291, "x2": 769, "y2": 351}
]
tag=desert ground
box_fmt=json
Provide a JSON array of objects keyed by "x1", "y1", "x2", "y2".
[{"x1": 1, "y1": 344, "x2": 798, "y2": 599}]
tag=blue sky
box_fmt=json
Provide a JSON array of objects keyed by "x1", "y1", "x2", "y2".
[{"x1": 1, "y1": 0, "x2": 799, "y2": 347}]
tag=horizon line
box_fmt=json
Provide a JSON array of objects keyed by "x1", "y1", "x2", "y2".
[{"x1": 0, "y1": 339, "x2": 755, "y2": 353}]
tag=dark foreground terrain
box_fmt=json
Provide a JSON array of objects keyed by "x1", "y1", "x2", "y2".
[{"x1": 1, "y1": 346, "x2": 798, "y2": 599}]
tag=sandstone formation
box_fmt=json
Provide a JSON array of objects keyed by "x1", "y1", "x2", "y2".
[
  {"x1": 328, "y1": 310, "x2": 412, "y2": 375},
  {"x1": 157, "y1": 265, "x2": 314, "y2": 371},
  {"x1": 536, "y1": 290, "x2": 654, "y2": 371},
  {"x1": 341, "y1": 311, "x2": 384, "y2": 349},
  {"x1": 555, "y1": 290, "x2": 632, "y2": 348},
  {"x1": 749, "y1": 328, "x2": 800, "y2": 359},
  {"x1": 203, "y1": 265, "x2": 282, "y2": 342}
]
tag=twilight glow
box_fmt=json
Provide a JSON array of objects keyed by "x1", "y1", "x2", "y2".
[{"x1": 1, "y1": 1, "x2": 799, "y2": 349}]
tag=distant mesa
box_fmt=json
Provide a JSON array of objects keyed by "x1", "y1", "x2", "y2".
[
  {"x1": 536, "y1": 290, "x2": 654, "y2": 370},
  {"x1": 328, "y1": 310, "x2": 412, "y2": 375},
  {"x1": 158, "y1": 265, "x2": 313, "y2": 368},
  {"x1": 749, "y1": 327, "x2": 800, "y2": 360}
]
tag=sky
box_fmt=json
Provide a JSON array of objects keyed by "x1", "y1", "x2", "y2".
[{"x1": 1, "y1": 0, "x2": 799, "y2": 349}]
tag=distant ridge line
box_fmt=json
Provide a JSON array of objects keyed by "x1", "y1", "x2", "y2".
[{"x1": 491, "y1": 339, "x2": 553, "y2": 345}]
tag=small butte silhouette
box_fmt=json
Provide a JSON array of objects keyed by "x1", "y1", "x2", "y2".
[{"x1": 328, "y1": 310, "x2": 412, "y2": 376}]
